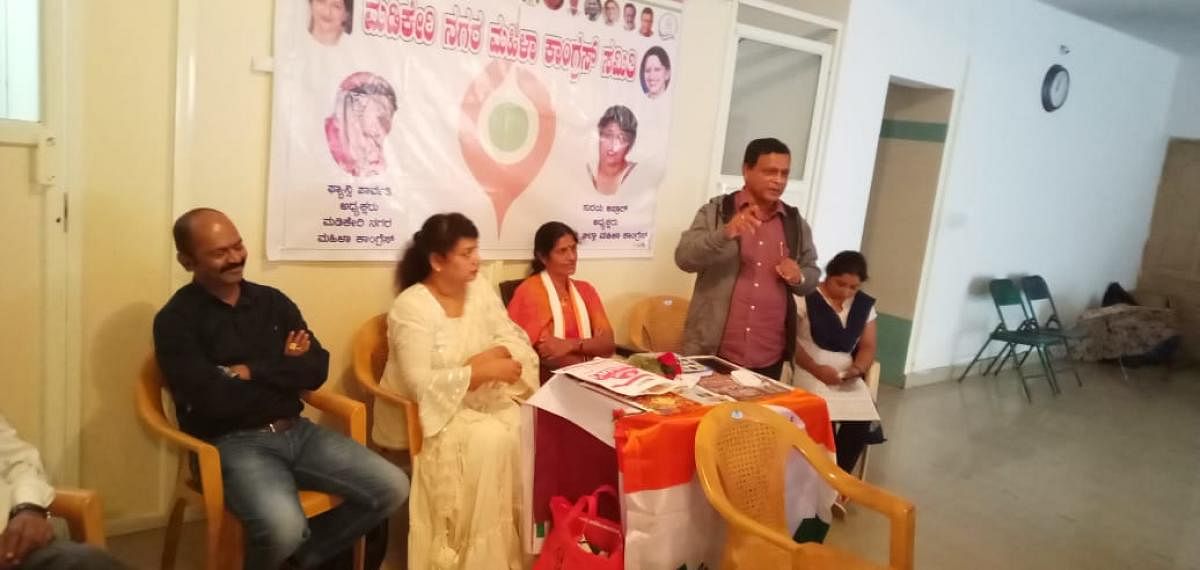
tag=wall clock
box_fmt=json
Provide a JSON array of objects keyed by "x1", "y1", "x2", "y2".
[{"x1": 1042, "y1": 64, "x2": 1069, "y2": 112}]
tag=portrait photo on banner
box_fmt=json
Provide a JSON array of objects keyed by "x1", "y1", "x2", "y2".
[
  {"x1": 308, "y1": 0, "x2": 355, "y2": 46},
  {"x1": 266, "y1": 0, "x2": 682, "y2": 261}
]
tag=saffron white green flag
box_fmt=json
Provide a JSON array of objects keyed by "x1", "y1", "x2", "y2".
[{"x1": 523, "y1": 384, "x2": 837, "y2": 569}]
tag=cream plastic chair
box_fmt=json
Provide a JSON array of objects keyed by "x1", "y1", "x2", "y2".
[
  {"x1": 352, "y1": 313, "x2": 423, "y2": 458},
  {"x1": 852, "y1": 361, "x2": 882, "y2": 481},
  {"x1": 625, "y1": 295, "x2": 690, "y2": 353},
  {"x1": 695, "y1": 402, "x2": 915, "y2": 570}
]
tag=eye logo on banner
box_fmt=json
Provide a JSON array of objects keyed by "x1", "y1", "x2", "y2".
[{"x1": 459, "y1": 59, "x2": 557, "y2": 232}]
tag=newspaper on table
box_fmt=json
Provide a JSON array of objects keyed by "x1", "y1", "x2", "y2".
[
  {"x1": 682, "y1": 355, "x2": 793, "y2": 401},
  {"x1": 696, "y1": 371, "x2": 792, "y2": 401},
  {"x1": 554, "y1": 358, "x2": 677, "y2": 397}
]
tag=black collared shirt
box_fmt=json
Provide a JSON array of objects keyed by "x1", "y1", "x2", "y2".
[{"x1": 152, "y1": 281, "x2": 329, "y2": 439}]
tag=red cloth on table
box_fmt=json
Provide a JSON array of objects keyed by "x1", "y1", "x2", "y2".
[{"x1": 533, "y1": 409, "x2": 621, "y2": 526}]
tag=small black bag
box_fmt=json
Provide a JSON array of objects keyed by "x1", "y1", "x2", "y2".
[{"x1": 1101, "y1": 282, "x2": 1138, "y2": 307}]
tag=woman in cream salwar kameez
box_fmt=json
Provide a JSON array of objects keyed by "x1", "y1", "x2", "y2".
[{"x1": 372, "y1": 213, "x2": 538, "y2": 570}]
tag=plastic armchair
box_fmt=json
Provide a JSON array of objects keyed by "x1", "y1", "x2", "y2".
[
  {"x1": 625, "y1": 295, "x2": 690, "y2": 353},
  {"x1": 352, "y1": 313, "x2": 423, "y2": 457},
  {"x1": 48, "y1": 487, "x2": 108, "y2": 547},
  {"x1": 849, "y1": 361, "x2": 882, "y2": 483},
  {"x1": 135, "y1": 356, "x2": 365, "y2": 570},
  {"x1": 695, "y1": 402, "x2": 915, "y2": 570}
]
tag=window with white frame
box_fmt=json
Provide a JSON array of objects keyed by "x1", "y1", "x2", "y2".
[
  {"x1": 710, "y1": 1, "x2": 839, "y2": 218},
  {"x1": 0, "y1": 0, "x2": 40, "y2": 122}
]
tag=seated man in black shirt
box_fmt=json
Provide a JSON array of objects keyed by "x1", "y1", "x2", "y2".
[{"x1": 153, "y1": 208, "x2": 407, "y2": 570}]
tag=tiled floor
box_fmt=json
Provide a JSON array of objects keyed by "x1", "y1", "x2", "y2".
[
  {"x1": 107, "y1": 514, "x2": 407, "y2": 570},
  {"x1": 109, "y1": 362, "x2": 1200, "y2": 569},
  {"x1": 827, "y1": 361, "x2": 1200, "y2": 570}
]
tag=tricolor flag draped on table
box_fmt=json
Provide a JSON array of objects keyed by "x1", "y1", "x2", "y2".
[{"x1": 614, "y1": 391, "x2": 837, "y2": 569}]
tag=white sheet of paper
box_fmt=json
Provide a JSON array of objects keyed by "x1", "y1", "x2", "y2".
[
  {"x1": 793, "y1": 372, "x2": 881, "y2": 421},
  {"x1": 525, "y1": 374, "x2": 636, "y2": 447},
  {"x1": 678, "y1": 372, "x2": 705, "y2": 388}
]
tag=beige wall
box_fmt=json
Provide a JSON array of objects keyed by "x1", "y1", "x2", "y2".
[
  {"x1": 71, "y1": 0, "x2": 771, "y2": 529},
  {"x1": 78, "y1": 0, "x2": 177, "y2": 522},
  {"x1": 0, "y1": 146, "x2": 44, "y2": 449},
  {"x1": 860, "y1": 85, "x2": 950, "y2": 319}
]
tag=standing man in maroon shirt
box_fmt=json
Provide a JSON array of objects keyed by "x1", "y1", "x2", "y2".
[{"x1": 675, "y1": 138, "x2": 820, "y2": 379}]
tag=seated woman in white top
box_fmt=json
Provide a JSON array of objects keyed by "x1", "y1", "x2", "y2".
[
  {"x1": 792, "y1": 250, "x2": 884, "y2": 474},
  {"x1": 371, "y1": 213, "x2": 538, "y2": 570}
]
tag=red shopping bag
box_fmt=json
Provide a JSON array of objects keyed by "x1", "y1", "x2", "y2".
[{"x1": 534, "y1": 485, "x2": 624, "y2": 570}]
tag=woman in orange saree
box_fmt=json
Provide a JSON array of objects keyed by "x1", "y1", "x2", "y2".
[{"x1": 507, "y1": 222, "x2": 616, "y2": 382}]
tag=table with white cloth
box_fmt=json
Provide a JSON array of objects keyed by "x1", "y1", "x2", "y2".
[{"x1": 520, "y1": 373, "x2": 838, "y2": 570}]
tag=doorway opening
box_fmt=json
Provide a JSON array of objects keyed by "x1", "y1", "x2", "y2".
[{"x1": 860, "y1": 80, "x2": 953, "y2": 387}]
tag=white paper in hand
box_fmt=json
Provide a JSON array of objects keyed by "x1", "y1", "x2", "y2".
[{"x1": 793, "y1": 370, "x2": 880, "y2": 421}]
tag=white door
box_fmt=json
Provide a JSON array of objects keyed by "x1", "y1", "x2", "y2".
[{"x1": 0, "y1": 0, "x2": 72, "y2": 481}]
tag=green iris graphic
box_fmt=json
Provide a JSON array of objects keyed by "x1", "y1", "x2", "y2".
[{"x1": 487, "y1": 102, "x2": 532, "y2": 153}]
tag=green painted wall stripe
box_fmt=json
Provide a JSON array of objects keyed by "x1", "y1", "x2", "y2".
[
  {"x1": 875, "y1": 313, "x2": 913, "y2": 388},
  {"x1": 880, "y1": 119, "x2": 948, "y2": 142}
]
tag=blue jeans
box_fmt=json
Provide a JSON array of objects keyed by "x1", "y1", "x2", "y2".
[
  {"x1": 18, "y1": 540, "x2": 128, "y2": 569},
  {"x1": 211, "y1": 418, "x2": 408, "y2": 570}
]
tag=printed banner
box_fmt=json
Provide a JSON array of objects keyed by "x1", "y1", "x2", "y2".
[{"x1": 267, "y1": 0, "x2": 682, "y2": 260}]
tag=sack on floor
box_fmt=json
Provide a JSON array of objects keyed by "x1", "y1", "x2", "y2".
[{"x1": 534, "y1": 485, "x2": 624, "y2": 570}]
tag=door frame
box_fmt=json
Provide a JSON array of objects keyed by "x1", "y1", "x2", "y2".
[
  {"x1": 902, "y1": 68, "x2": 968, "y2": 376},
  {"x1": 0, "y1": 0, "x2": 82, "y2": 485}
]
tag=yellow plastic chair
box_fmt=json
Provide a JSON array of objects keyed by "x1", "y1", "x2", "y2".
[
  {"x1": 49, "y1": 488, "x2": 108, "y2": 548},
  {"x1": 695, "y1": 402, "x2": 915, "y2": 570},
  {"x1": 352, "y1": 313, "x2": 422, "y2": 457},
  {"x1": 135, "y1": 356, "x2": 366, "y2": 570},
  {"x1": 626, "y1": 295, "x2": 690, "y2": 352}
]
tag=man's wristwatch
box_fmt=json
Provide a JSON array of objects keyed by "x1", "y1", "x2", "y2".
[{"x1": 8, "y1": 503, "x2": 50, "y2": 520}]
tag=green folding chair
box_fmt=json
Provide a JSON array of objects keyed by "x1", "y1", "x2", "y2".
[
  {"x1": 959, "y1": 279, "x2": 1026, "y2": 381},
  {"x1": 1020, "y1": 275, "x2": 1065, "y2": 332},
  {"x1": 956, "y1": 279, "x2": 1075, "y2": 402},
  {"x1": 990, "y1": 275, "x2": 1088, "y2": 378},
  {"x1": 990, "y1": 274, "x2": 1070, "y2": 375},
  {"x1": 1012, "y1": 275, "x2": 1086, "y2": 378}
]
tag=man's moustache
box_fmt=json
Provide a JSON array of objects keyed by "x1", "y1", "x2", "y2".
[{"x1": 221, "y1": 262, "x2": 245, "y2": 273}]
